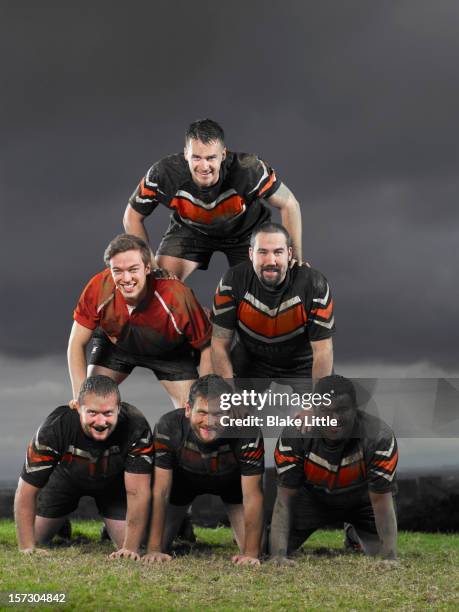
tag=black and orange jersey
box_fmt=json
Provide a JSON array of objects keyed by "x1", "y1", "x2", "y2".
[
  {"x1": 274, "y1": 412, "x2": 398, "y2": 504},
  {"x1": 212, "y1": 261, "x2": 335, "y2": 372},
  {"x1": 153, "y1": 408, "x2": 264, "y2": 478},
  {"x1": 20, "y1": 404, "x2": 153, "y2": 490},
  {"x1": 129, "y1": 152, "x2": 280, "y2": 238},
  {"x1": 74, "y1": 270, "x2": 211, "y2": 357}
]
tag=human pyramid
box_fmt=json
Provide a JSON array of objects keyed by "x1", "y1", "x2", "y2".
[{"x1": 15, "y1": 120, "x2": 398, "y2": 564}]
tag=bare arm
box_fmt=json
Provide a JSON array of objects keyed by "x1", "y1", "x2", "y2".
[
  {"x1": 67, "y1": 321, "x2": 94, "y2": 405},
  {"x1": 269, "y1": 485, "x2": 298, "y2": 560},
  {"x1": 123, "y1": 204, "x2": 159, "y2": 267},
  {"x1": 144, "y1": 467, "x2": 173, "y2": 561},
  {"x1": 241, "y1": 475, "x2": 264, "y2": 558},
  {"x1": 14, "y1": 478, "x2": 40, "y2": 552},
  {"x1": 311, "y1": 338, "x2": 333, "y2": 386},
  {"x1": 199, "y1": 344, "x2": 213, "y2": 376},
  {"x1": 110, "y1": 473, "x2": 151, "y2": 559},
  {"x1": 267, "y1": 183, "x2": 303, "y2": 262},
  {"x1": 211, "y1": 325, "x2": 234, "y2": 378},
  {"x1": 369, "y1": 491, "x2": 398, "y2": 560}
]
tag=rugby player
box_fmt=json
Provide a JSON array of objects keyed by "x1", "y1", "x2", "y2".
[
  {"x1": 270, "y1": 375, "x2": 398, "y2": 562},
  {"x1": 123, "y1": 119, "x2": 303, "y2": 280},
  {"x1": 143, "y1": 375, "x2": 264, "y2": 566},
  {"x1": 68, "y1": 234, "x2": 212, "y2": 409},
  {"x1": 14, "y1": 376, "x2": 153, "y2": 559},
  {"x1": 211, "y1": 223, "x2": 334, "y2": 390}
]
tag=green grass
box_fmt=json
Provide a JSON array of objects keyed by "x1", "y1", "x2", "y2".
[{"x1": 0, "y1": 521, "x2": 458, "y2": 611}]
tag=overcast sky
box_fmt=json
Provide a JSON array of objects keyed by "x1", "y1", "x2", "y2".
[{"x1": 1, "y1": 2, "x2": 458, "y2": 476}]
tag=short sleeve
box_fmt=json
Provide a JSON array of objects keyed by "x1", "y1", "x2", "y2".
[
  {"x1": 274, "y1": 431, "x2": 304, "y2": 489},
  {"x1": 236, "y1": 430, "x2": 265, "y2": 476},
  {"x1": 238, "y1": 155, "x2": 281, "y2": 201},
  {"x1": 128, "y1": 164, "x2": 161, "y2": 216},
  {"x1": 367, "y1": 433, "x2": 398, "y2": 493},
  {"x1": 20, "y1": 408, "x2": 67, "y2": 488},
  {"x1": 178, "y1": 285, "x2": 212, "y2": 350},
  {"x1": 124, "y1": 412, "x2": 154, "y2": 474},
  {"x1": 73, "y1": 275, "x2": 101, "y2": 330},
  {"x1": 211, "y1": 269, "x2": 237, "y2": 331},
  {"x1": 307, "y1": 270, "x2": 336, "y2": 341},
  {"x1": 153, "y1": 416, "x2": 179, "y2": 470}
]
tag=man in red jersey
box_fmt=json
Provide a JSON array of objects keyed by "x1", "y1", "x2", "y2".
[
  {"x1": 123, "y1": 119, "x2": 303, "y2": 280},
  {"x1": 68, "y1": 234, "x2": 212, "y2": 408}
]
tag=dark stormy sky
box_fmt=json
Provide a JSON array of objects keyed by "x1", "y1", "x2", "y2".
[{"x1": 1, "y1": 2, "x2": 458, "y2": 476}]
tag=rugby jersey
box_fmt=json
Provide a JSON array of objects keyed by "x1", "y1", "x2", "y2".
[
  {"x1": 274, "y1": 411, "x2": 398, "y2": 504},
  {"x1": 212, "y1": 262, "x2": 335, "y2": 370},
  {"x1": 21, "y1": 404, "x2": 153, "y2": 489},
  {"x1": 74, "y1": 271, "x2": 211, "y2": 357},
  {"x1": 153, "y1": 409, "x2": 264, "y2": 477},
  {"x1": 129, "y1": 152, "x2": 280, "y2": 238}
]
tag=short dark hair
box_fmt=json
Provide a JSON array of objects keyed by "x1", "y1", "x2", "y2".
[
  {"x1": 78, "y1": 375, "x2": 121, "y2": 406},
  {"x1": 315, "y1": 375, "x2": 357, "y2": 408},
  {"x1": 188, "y1": 374, "x2": 233, "y2": 408},
  {"x1": 250, "y1": 222, "x2": 292, "y2": 248},
  {"x1": 103, "y1": 234, "x2": 151, "y2": 267},
  {"x1": 185, "y1": 119, "x2": 225, "y2": 146}
]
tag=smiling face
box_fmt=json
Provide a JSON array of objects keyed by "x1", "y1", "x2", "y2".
[
  {"x1": 78, "y1": 392, "x2": 120, "y2": 442},
  {"x1": 109, "y1": 249, "x2": 151, "y2": 306},
  {"x1": 316, "y1": 393, "x2": 357, "y2": 442},
  {"x1": 185, "y1": 395, "x2": 225, "y2": 444},
  {"x1": 184, "y1": 138, "x2": 226, "y2": 188},
  {"x1": 249, "y1": 231, "x2": 292, "y2": 288}
]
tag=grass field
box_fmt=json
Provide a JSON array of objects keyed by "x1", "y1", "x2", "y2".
[{"x1": 0, "y1": 521, "x2": 458, "y2": 611}]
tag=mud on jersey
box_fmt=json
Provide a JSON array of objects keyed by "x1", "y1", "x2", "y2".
[
  {"x1": 153, "y1": 409, "x2": 264, "y2": 477},
  {"x1": 74, "y1": 271, "x2": 211, "y2": 358},
  {"x1": 274, "y1": 411, "x2": 398, "y2": 505},
  {"x1": 212, "y1": 262, "x2": 335, "y2": 369},
  {"x1": 129, "y1": 152, "x2": 280, "y2": 238},
  {"x1": 21, "y1": 404, "x2": 153, "y2": 490}
]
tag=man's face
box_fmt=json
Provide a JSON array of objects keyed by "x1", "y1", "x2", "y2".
[
  {"x1": 109, "y1": 249, "x2": 151, "y2": 306},
  {"x1": 186, "y1": 395, "x2": 225, "y2": 444},
  {"x1": 316, "y1": 393, "x2": 357, "y2": 442},
  {"x1": 78, "y1": 392, "x2": 120, "y2": 441},
  {"x1": 249, "y1": 232, "x2": 292, "y2": 288},
  {"x1": 184, "y1": 138, "x2": 226, "y2": 188}
]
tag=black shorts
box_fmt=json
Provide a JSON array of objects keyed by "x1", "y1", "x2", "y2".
[
  {"x1": 89, "y1": 332, "x2": 199, "y2": 381},
  {"x1": 288, "y1": 488, "x2": 378, "y2": 552},
  {"x1": 169, "y1": 468, "x2": 243, "y2": 506},
  {"x1": 37, "y1": 471, "x2": 127, "y2": 520},
  {"x1": 156, "y1": 211, "x2": 270, "y2": 270}
]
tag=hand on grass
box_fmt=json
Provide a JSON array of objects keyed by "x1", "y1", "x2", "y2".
[
  {"x1": 231, "y1": 554, "x2": 261, "y2": 566},
  {"x1": 109, "y1": 548, "x2": 140, "y2": 561},
  {"x1": 269, "y1": 555, "x2": 296, "y2": 566},
  {"x1": 20, "y1": 547, "x2": 50, "y2": 556},
  {"x1": 142, "y1": 551, "x2": 172, "y2": 564}
]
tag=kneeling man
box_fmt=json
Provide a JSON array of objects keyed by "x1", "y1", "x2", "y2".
[
  {"x1": 270, "y1": 375, "x2": 398, "y2": 561},
  {"x1": 144, "y1": 374, "x2": 264, "y2": 565},
  {"x1": 14, "y1": 376, "x2": 153, "y2": 559}
]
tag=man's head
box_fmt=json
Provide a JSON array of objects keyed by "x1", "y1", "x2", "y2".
[
  {"x1": 314, "y1": 375, "x2": 358, "y2": 442},
  {"x1": 249, "y1": 223, "x2": 293, "y2": 288},
  {"x1": 77, "y1": 376, "x2": 121, "y2": 441},
  {"x1": 184, "y1": 119, "x2": 226, "y2": 189},
  {"x1": 104, "y1": 234, "x2": 151, "y2": 306},
  {"x1": 185, "y1": 374, "x2": 232, "y2": 444}
]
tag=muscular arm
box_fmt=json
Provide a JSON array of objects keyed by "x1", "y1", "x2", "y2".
[
  {"x1": 123, "y1": 204, "x2": 159, "y2": 267},
  {"x1": 67, "y1": 321, "x2": 94, "y2": 403},
  {"x1": 199, "y1": 344, "x2": 213, "y2": 376},
  {"x1": 269, "y1": 485, "x2": 298, "y2": 559},
  {"x1": 211, "y1": 325, "x2": 234, "y2": 378},
  {"x1": 311, "y1": 338, "x2": 333, "y2": 385},
  {"x1": 120, "y1": 472, "x2": 152, "y2": 554},
  {"x1": 14, "y1": 478, "x2": 40, "y2": 552},
  {"x1": 369, "y1": 490, "x2": 398, "y2": 560},
  {"x1": 267, "y1": 183, "x2": 303, "y2": 261},
  {"x1": 146, "y1": 467, "x2": 172, "y2": 554},
  {"x1": 241, "y1": 475, "x2": 264, "y2": 558}
]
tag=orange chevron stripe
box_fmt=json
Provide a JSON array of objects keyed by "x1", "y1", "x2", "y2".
[
  {"x1": 310, "y1": 299, "x2": 334, "y2": 320},
  {"x1": 373, "y1": 451, "x2": 398, "y2": 474},
  {"x1": 139, "y1": 178, "x2": 156, "y2": 197},
  {"x1": 258, "y1": 171, "x2": 276, "y2": 196},
  {"x1": 215, "y1": 292, "x2": 234, "y2": 306},
  {"x1": 170, "y1": 194, "x2": 245, "y2": 224},
  {"x1": 238, "y1": 302, "x2": 307, "y2": 338},
  {"x1": 274, "y1": 448, "x2": 297, "y2": 464},
  {"x1": 304, "y1": 460, "x2": 365, "y2": 489}
]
